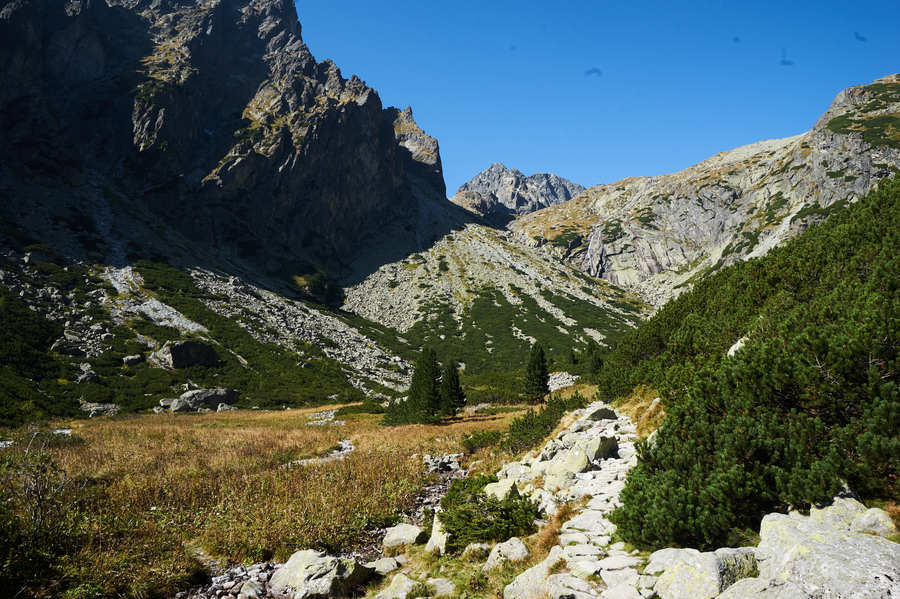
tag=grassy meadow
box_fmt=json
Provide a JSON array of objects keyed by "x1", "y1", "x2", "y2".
[{"x1": 0, "y1": 404, "x2": 528, "y2": 599}]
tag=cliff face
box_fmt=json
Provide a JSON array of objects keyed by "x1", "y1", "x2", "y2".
[
  {"x1": 0, "y1": 0, "x2": 452, "y2": 275},
  {"x1": 450, "y1": 163, "x2": 585, "y2": 225},
  {"x1": 512, "y1": 75, "x2": 900, "y2": 306}
]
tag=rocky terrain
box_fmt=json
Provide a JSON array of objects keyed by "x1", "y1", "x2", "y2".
[
  {"x1": 513, "y1": 75, "x2": 900, "y2": 307},
  {"x1": 174, "y1": 399, "x2": 899, "y2": 599},
  {"x1": 342, "y1": 223, "x2": 646, "y2": 371},
  {"x1": 452, "y1": 163, "x2": 585, "y2": 225}
]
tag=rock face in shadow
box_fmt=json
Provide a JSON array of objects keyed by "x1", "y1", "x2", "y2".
[
  {"x1": 451, "y1": 163, "x2": 584, "y2": 225},
  {"x1": 0, "y1": 0, "x2": 456, "y2": 277}
]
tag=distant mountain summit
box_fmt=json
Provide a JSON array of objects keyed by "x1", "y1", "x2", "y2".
[{"x1": 450, "y1": 163, "x2": 585, "y2": 225}]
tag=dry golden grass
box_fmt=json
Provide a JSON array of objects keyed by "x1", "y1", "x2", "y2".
[
  {"x1": 5, "y1": 404, "x2": 526, "y2": 598},
  {"x1": 614, "y1": 385, "x2": 664, "y2": 438}
]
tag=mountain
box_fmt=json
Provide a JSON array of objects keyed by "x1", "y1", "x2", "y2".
[
  {"x1": 0, "y1": 0, "x2": 465, "y2": 278},
  {"x1": 450, "y1": 163, "x2": 585, "y2": 225},
  {"x1": 512, "y1": 75, "x2": 900, "y2": 306}
]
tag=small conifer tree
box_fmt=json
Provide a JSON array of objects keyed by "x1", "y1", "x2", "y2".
[
  {"x1": 522, "y1": 343, "x2": 549, "y2": 403},
  {"x1": 439, "y1": 361, "x2": 466, "y2": 418},
  {"x1": 384, "y1": 348, "x2": 440, "y2": 425}
]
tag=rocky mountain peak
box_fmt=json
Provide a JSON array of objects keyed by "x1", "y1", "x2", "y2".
[
  {"x1": 0, "y1": 0, "x2": 457, "y2": 278},
  {"x1": 450, "y1": 163, "x2": 585, "y2": 225}
]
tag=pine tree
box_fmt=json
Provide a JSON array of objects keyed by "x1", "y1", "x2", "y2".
[
  {"x1": 522, "y1": 343, "x2": 549, "y2": 403},
  {"x1": 439, "y1": 361, "x2": 466, "y2": 418},
  {"x1": 385, "y1": 348, "x2": 440, "y2": 425}
]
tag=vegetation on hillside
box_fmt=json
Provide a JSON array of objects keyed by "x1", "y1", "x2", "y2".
[{"x1": 600, "y1": 178, "x2": 899, "y2": 549}]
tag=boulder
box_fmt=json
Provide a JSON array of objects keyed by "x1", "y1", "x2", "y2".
[
  {"x1": 600, "y1": 585, "x2": 643, "y2": 599},
  {"x1": 585, "y1": 406, "x2": 617, "y2": 421},
  {"x1": 644, "y1": 547, "x2": 696, "y2": 576},
  {"x1": 483, "y1": 537, "x2": 530, "y2": 572},
  {"x1": 268, "y1": 549, "x2": 374, "y2": 599},
  {"x1": 546, "y1": 573, "x2": 600, "y2": 599},
  {"x1": 382, "y1": 523, "x2": 427, "y2": 550},
  {"x1": 561, "y1": 511, "x2": 617, "y2": 538},
  {"x1": 850, "y1": 507, "x2": 898, "y2": 537},
  {"x1": 375, "y1": 573, "x2": 424, "y2": 599},
  {"x1": 170, "y1": 388, "x2": 238, "y2": 412},
  {"x1": 426, "y1": 577, "x2": 456, "y2": 598},
  {"x1": 548, "y1": 447, "x2": 591, "y2": 476},
  {"x1": 157, "y1": 340, "x2": 219, "y2": 369},
  {"x1": 237, "y1": 580, "x2": 265, "y2": 599},
  {"x1": 716, "y1": 578, "x2": 811, "y2": 598},
  {"x1": 599, "y1": 567, "x2": 639, "y2": 588},
  {"x1": 654, "y1": 547, "x2": 758, "y2": 599},
  {"x1": 424, "y1": 513, "x2": 448, "y2": 555},
  {"x1": 363, "y1": 557, "x2": 401, "y2": 576},
  {"x1": 504, "y1": 546, "x2": 564, "y2": 599},
  {"x1": 484, "y1": 478, "x2": 517, "y2": 500},
  {"x1": 756, "y1": 503, "x2": 900, "y2": 598},
  {"x1": 217, "y1": 403, "x2": 238, "y2": 412},
  {"x1": 581, "y1": 436, "x2": 618, "y2": 461}
]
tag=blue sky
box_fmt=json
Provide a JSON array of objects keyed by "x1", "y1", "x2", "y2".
[{"x1": 296, "y1": 1, "x2": 900, "y2": 193}]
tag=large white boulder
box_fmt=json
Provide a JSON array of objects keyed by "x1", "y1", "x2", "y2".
[
  {"x1": 654, "y1": 547, "x2": 757, "y2": 599},
  {"x1": 503, "y1": 546, "x2": 564, "y2": 599},
  {"x1": 268, "y1": 550, "x2": 374, "y2": 599},
  {"x1": 424, "y1": 513, "x2": 448, "y2": 555},
  {"x1": 483, "y1": 537, "x2": 530, "y2": 572},
  {"x1": 756, "y1": 500, "x2": 900, "y2": 598},
  {"x1": 382, "y1": 523, "x2": 427, "y2": 550}
]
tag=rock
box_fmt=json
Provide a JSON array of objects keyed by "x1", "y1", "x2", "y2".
[
  {"x1": 268, "y1": 549, "x2": 374, "y2": 599},
  {"x1": 423, "y1": 453, "x2": 462, "y2": 473},
  {"x1": 600, "y1": 585, "x2": 643, "y2": 599},
  {"x1": 236, "y1": 580, "x2": 265, "y2": 599},
  {"x1": 451, "y1": 163, "x2": 584, "y2": 224},
  {"x1": 849, "y1": 507, "x2": 898, "y2": 537},
  {"x1": 483, "y1": 537, "x2": 530, "y2": 572},
  {"x1": 217, "y1": 403, "x2": 238, "y2": 412},
  {"x1": 426, "y1": 577, "x2": 456, "y2": 598},
  {"x1": 585, "y1": 406, "x2": 617, "y2": 421},
  {"x1": 755, "y1": 502, "x2": 900, "y2": 598},
  {"x1": 375, "y1": 573, "x2": 424, "y2": 599},
  {"x1": 484, "y1": 478, "x2": 517, "y2": 500},
  {"x1": 716, "y1": 578, "x2": 811, "y2": 599},
  {"x1": 504, "y1": 546, "x2": 564, "y2": 599},
  {"x1": 363, "y1": 557, "x2": 401, "y2": 576},
  {"x1": 157, "y1": 340, "x2": 220, "y2": 369},
  {"x1": 599, "y1": 567, "x2": 639, "y2": 588},
  {"x1": 424, "y1": 513, "x2": 448, "y2": 555},
  {"x1": 581, "y1": 436, "x2": 618, "y2": 461},
  {"x1": 122, "y1": 354, "x2": 144, "y2": 366},
  {"x1": 654, "y1": 547, "x2": 757, "y2": 599},
  {"x1": 548, "y1": 447, "x2": 591, "y2": 476},
  {"x1": 545, "y1": 573, "x2": 599, "y2": 599},
  {"x1": 645, "y1": 547, "x2": 695, "y2": 576},
  {"x1": 382, "y1": 523, "x2": 427, "y2": 549},
  {"x1": 562, "y1": 544, "x2": 603, "y2": 559},
  {"x1": 567, "y1": 558, "x2": 603, "y2": 579},
  {"x1": 562, "y1": 512, "x2": 617, "y2": 538},
  {"x1": 461, "y1": 542, "x2": 492, "y2": 560},
  {"x1": 170, "y1": 388, "x2": 238, "y2": 412}
]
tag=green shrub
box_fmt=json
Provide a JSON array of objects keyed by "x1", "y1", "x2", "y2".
[
  {"x1": 503, "y1": 393, "x2": 587, "y2": 453},
  {"x1": 608, "y1": 177, "x2": 900, "y2": 550},
  {"x1": 461, "y1": 430, "x2": 503, "y2": 453},
  {"x1": 439, "y1": 475, "x2": 542, "y2": 552}
]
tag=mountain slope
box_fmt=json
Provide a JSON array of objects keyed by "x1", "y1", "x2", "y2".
[
  {"x1": 512, "y1": 75, "x2": 900, "y2": 306},
  {"x1": 600, "y1": 176, "x2": 899, "y2": 549},
  {"x1": 450, "y1": 163, "x2": 585, "y2": 225},
  {"x1": 0, "y1": 0, "x2": 460, "y2": 277}
]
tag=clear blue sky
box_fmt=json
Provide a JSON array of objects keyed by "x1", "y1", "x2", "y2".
[{"x1": 295, "y1": 1, "x2": 899, "y2": 194}]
